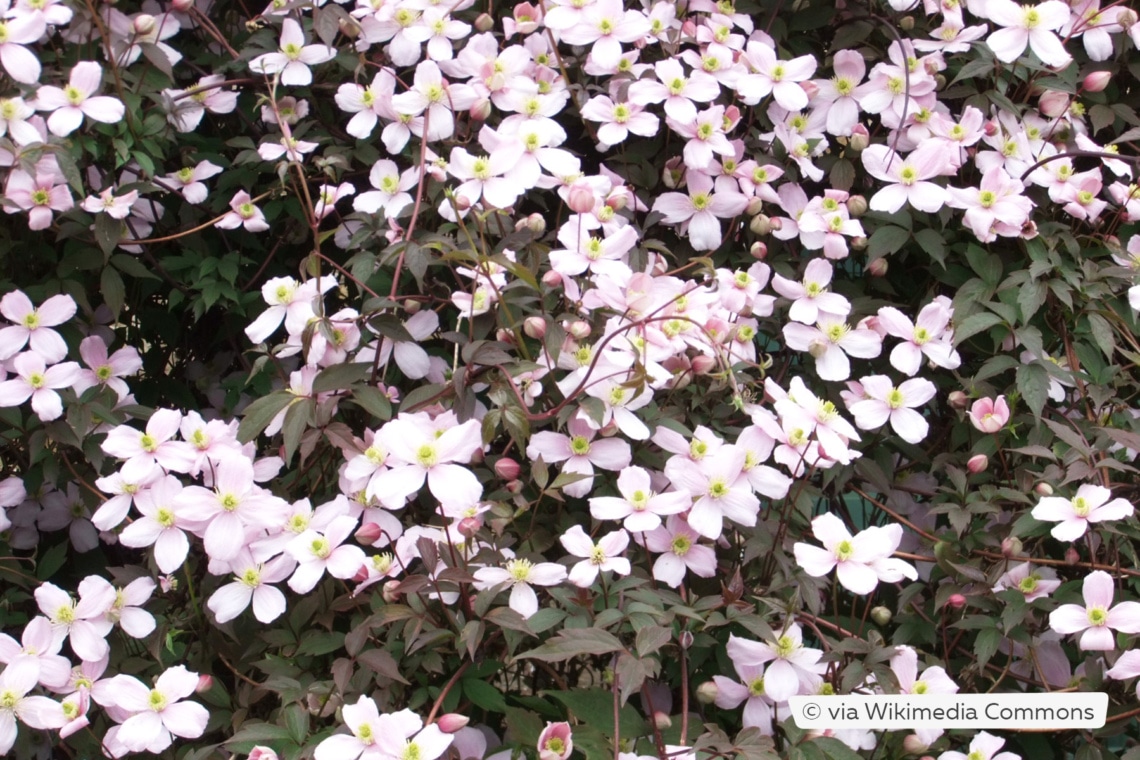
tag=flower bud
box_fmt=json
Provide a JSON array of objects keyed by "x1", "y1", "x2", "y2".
[
  {"x1": 902, "y1": 735, "x2": 930, "y2": 754},
  {"x1": 249, "y1": 748, "x2": 280, "y2": 760},
  {"x1": 523, "y1": 316, "x2": 546, "y2": 339},
  {"x1": 469, "y1": 98, "x2": 492, "y2": 121},
  {"x1": 382, "y1": 580, "x2": 402, "y2": 603},
  {"x1": 947, "y1": 593, "x2": 966, "y2": 609},
  {"x1": 1119, "y1": 8, "x2": 1138, "y2": 27},
  {"x1": 983, "y1": 119, "x2": 999, "y2": 137},
  {"x1": 750, "y1": 214, "x2": 773, "y2": 235},
  {"x1": 745, "y1": 197, "x2": 764, "y2": 216},
  {"x1": 567, "y1": 182, "x2": 596, "y2": 214},
  {"x1": 496, "y1": 328, "x2": 515, "y2": 345},
  {"x1": 1035, "y1": 482, "x2": 1053, "y2": 496},
  {"x1": 750, "y1": 242, "x2": 767, "y2": 259},
  {"x1": 848, "y1": 124, "x2": 870, "y2": 151},
  {"x1": 870, "y1": 606, "x2": 892, "y2": 626},
  {"x1": 851, "y1": 236, "x2": 868, "y2": 250},
  {"x1": 566, "y1": 320, "x2": 591, "y2": 339},
  {"x1": 969, "y1": 396, "x2": 1010, "y2": 433},
  {"x1": 196, "y1": 674, "x2": 214, "y2": 693},
  {"x1": 475, "y1": 12, "x2": 495, "y2": 31},
  {"x1": 171, "y1": 0, "x2": 195, "y2": 11},
  {"x1": 458, "y1": 516, "x2": 481, "y2": 538},
  {"x1": 542, "y1": 270, "x2": 562, "y2": 287},
  {"x1": 438, "y1": 714, "x2": 471, "y2": 733},
  {"x1": 506, "y1": 479, "x2": 524, "y2": 493},
  {"x1": 1083, "y1": 71, "x2": 1112, "y2": 93},
  {"x1": 967, "y1": 454, "x2": 989, "y2": 474},
  {"x1": 1065, "y1": 546, "x2": 1080, "y2": 565},
  {"x1": 133, "y1": 13, "x2": 157, "y2": 35},
  {"x1": 769, "y1": 217, "x2": 783, "y2": 231},
  {"x1": 1002, "y1": 536, "x2": 1023, "y2": 557},
  {"x1": 1038, "y1": 90, "x2": 1071, "y2": 118},
  {"x1": 662, "y1": 157, "x2": 685, "y2": 189},
  {"x1": 338, "y1": 16, "x2": 361, "y2": 39},
  {"x1": 899, "y1": 15, "x2": 915, "y2": 29},
  {"x1": 846, "y1": 194, "x2": 868, "y2": 217},
  {"x1": 800, "y1": 80, "x2": 820, "y2": 100},
  {"x1": 495, "y1": 457, "x2": 521, "y2": 480},
  {"x1": 521, "y1": 214, "x2": 545, "y2": 237},
  {"x1": 355, "y1": 522, "x2": 383, "y2": 545},
  {"x1": 947, "y1": 390, "x2": 968, "y2": 410},
  {"x1": 654, "y1": 712, "x2": 672, "y2": 730},
  {"x1": 679, "y1": 630, "x2": 694, "y2": 649},
  {"x1": 691, "y1": 355, "x2": 717, "y2": 375},
  {"x1": 403, "y1": 299, "x2": 422, "y2": 315},
  {"x1": 695, "y1": 681, "x2": 719, "y2": 704},
  {"x1": 454, "y1": 194, "x2": 472, "y2": 212},
  {"x1": 353, "y1": 564, "x2": 371, "y2": 583},
  {"x1": 866, "y1": 257, "x2": 888, "y2": 277}
]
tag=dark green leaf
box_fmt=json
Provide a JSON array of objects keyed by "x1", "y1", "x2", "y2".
[
  {"x1": 463, "y1": 679, "x2": 508, "y2": 713},
  {"x1": 516, "y1": 627, "x2": 625, "y2": 662},
  {"x1": 311, "y1": 362, "x2": 371, "y2": 393},
  {"x1": 1016, "y1": 362, "x2": 1049, "y2": 418}
]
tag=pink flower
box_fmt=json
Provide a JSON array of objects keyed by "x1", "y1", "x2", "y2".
[
  {"x1": 1049, "y1": 571, "x2": 1140, "y2": 650},
  {"x1": 33, "y1": 61, "x2": 126, "y2": 136},
  {"x1": 559, "y1": 525, "x2": 631, "y2": 587},
  {"x1": 473, "y1": 554, "x2": 568, "y2": 618},
  {"x1": 862, "y1": 143, "x2": 949, "y2": 213},
  {"x1": 980, "y1": 0, "x2": 1072, "y2": 67},
  {"x1": 0, "y1": 7, "x2": 44, "y2": 84},
  {"x1": 4, "y1": 160, "x2": 75, "y2": 231},
  {"x1": 640, "y1": 515, "x2": 717, "y2": 587},
  {"x1": 72, "y1": 335, "x2": 141, "y2": 401},
  {"x1": 526, "y1": 417, "x2": 631, "y2": 498},
  {"x1": 390, "y1": 61, "x2": 477, "y2": 143},
  {"x1": 968, "y1": 395, "x2": 1010, "y2": 433},
  {"x1": 162, "y1": 160, "x2": 224, "y2": 205},
  {"x1": 370, "y1": 416, "x2": 483, "y2": 509},
  {"x1": 770, "y1": 258, "x2": 851, "y2": 325},
  {"x1": 783, "y1": 318, "x2": 882, "y2": 382},
  {"x1": 0, "y1": 616, "x2": 72, "y2": 690},
  {"x1": 876, "y1": 302, "x2": 961, "y2": 376},
  {"x1": 34, "y1": 578, "x2": 115, "y2": 662},
  {"x1": 1031, "y1": 484, "x2": 1134, "y2": 541},
  {"x1": 0, "y1": 291, "x2": 76, "y2": 363},
  {"x1": 992, "y1": 562, "x2": 1060, "y2": 602},
  {"x1": 664, "y1": 444, "x2": 758, "y2": 540},
  {"x1": 793, "y1": 513, "x2": 917, "y2": 595},
  {"x1": 848, "y1": 375, "x2": 937, "y2": 444},
  {"x1": 890, "y1": 645, "x2": 959, "y2": 694},
  {"x1": 101, "y1": 409, "x2": 194, "y2": 472},
  {"x1": 651, "y1": 171, "x2": 748, "y2": 251},
  {"x1": 118, "y1": 475, "x2": 197, "y2": 574},
  {"x1": 207, "y1": 551, "x2": 295, "y2": 624},
  {"x1": 100, "y1": 665, "x2": 208, "y2": 753},
  {"x1": 285, "y1": 514, "x2": 367, "y2": 593},
  {"x1": 712, "y1": 660, "x2": 779, "y2": 733},
  {"x1": 0, "y1": 353, "x2": 81, "y2": 421},
  {"x1": 0, "y1": 658, "x2": 68, "y2": 754},
  {"x1": 249, "y1": 18, "x2": 336, "y2": 86},
  {"x1": 313, "y1": 695, "x2": 384, "y2": 760},
  {"x1": 216, "y1": 191, "x2": 269, "y2": 233},
  {"x1": 727, "y1": 626, "x2": 825, "y2": 702},
  {"x1": 244, "y1": 274, "x2": 337, "y2": 345},
  {"x1": 588, "y1": 465, "x2": 690, "y2": 533},
  {"x1": 538, "y1": 722, "x2": 573, "y2": 760}
]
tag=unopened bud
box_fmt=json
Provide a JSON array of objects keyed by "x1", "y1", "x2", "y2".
[
  {"x1": 1020, "y1": 219, "x2": 1038, "y2": 239},
  {"x1": 948, "y1": 390, "x2": 969, "y2": 410},
  {"x1": 654, "y1": 712, "x2": 672, "y2": 730},
  {"x1": 525, "y1": 212, "x2": 546, "y2": 235},
  {"x1": 454, "y1": 194, "x2": 472, "y2": 212},
  {"x1": 750, "y1": 242, "x2": 767, "y2": 259},
  {"x1": 496, "y1": 328, "x2": 515, "y2": 345},
  {"x1": 1083, "y1": 71, "x2": 1112, "y2": 93},
  {"x1": 474, "y1": 12, "x2": 494, "y2": 31},
  {"x1": 769, "y1": 217, "x2": 783, "y2": 231},
  {"x1": 469, "y1": 98, "x2": 492, "y2": 121},
  {"x1": 171, "y1": 0, "x2": 195, "y2": 11},
  {"x1": 846, "y1": 194, "x2": 868, "y2": 217},
  {"x1": 1065, "y1": 546, "x2": 1080, "y2": 565},
  {"x1": 458, "y1": 516, "x2": 481, "y2": 537},
  {"x1": 1002, "y1": 536, "x2": 1023, "y2": 557},
  {"x1": 523, "y1": 316, "x2": 546, "y2": 339},
  {"x1": 437, "y1": 714, "x2": 471, "y2": 733},
  {"x1": 355, "y1": 522, "x2": 383, "y2": 545},
  {"x1": 567, "y1": 182, "x2": 596, "y2": 214},
  {"x1": 353, "y1": 564, "x2": 371, "y2": 582},
  {"x1": 745, "y1": 197, "x2": 764, "y2": 216},
  {"x1": 196, "y1": 674, "x2": 213, "y2": 693},
  {"x1": 1119, "y1": 8, "x2": 1138, "y2": 27},
  {"x1": 662, "y1": 157, "x2": 684, "y2": 189},
  {"x1": 934, "y1": 74, "x2": 946, "y2": 90},
  {"x1": 542, "y1": 270, "x2": 562, "y2": 287},
  {"x1": 899, "y1": 15, "x2": 914, "y2": 29},
  {"x1": 679, "y1": 630, "x2": 694, "y2": 649},
  {"x1": 870, "y1": 606, "x2": 892, "y2": 626},
  {"x1": 750, "y1": 214, "x2": 773, "y2": 235},
  {"x1": 848, "y1": 124, "x2": 870, "y2": 151},
  {"x1": 967, "y1": 454, "x2": 989, "y2": 474},
  {"x1": 947, "y1": 593, "x2": 966, "y2": 609},
  {"x1": 249, "y1": 748, "x2": 280, "y2": 760},
  {"x1": 133, "y1": 13, "x2": 157, "y2": 35},
  {"x1": 506, "y1": 479, "x2": 524, "y2": 494},
  {"x1": 382, "y1": 580, "x2": 402, "y2": 603},
  {"x1": 404, "y1": 299, "x2": 422, "y2": 315},
  {"x1": 566, "y1": 320, "x2": 591, "y2": 339},
  {"x1": 695, "y1": 681, "x2": 719, "y2": 705},
  {"x1": 800, "y1": 80, "x2": 819, "y2": 100},
  {"x1": 691, "y1": 355, "x2": 717, "y2": 375},
  {"x1": 338, "y1": 16, "x2": 361, "y2": 38},
  {"x1": 1038, "y1": 90, "x2": 1071, "y2": 118},
  {"x1": 866, "y1": 257, "x2": 888, "y2": 277},
  {"x1": 902, "y1": 735, "x2": 930, "y2": 755},
  {"x1": 495, "y1": 457, "x2": 521, "y2": 480},
  {"x1": 851, "y1": 236, "x2": 868, "y2": 251},
  {"x1": 1035, "y1": 482, "x2": 1053, "y2": 496},
  {"x1": 983, "y1": 119, "x2": 999, "y2": 137}
]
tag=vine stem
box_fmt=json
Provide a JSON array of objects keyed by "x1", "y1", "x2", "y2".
[
  {"x1": 123, "y1": 191, "x2": 277, "y2": 245},
  {"x1": 426, "y1": 660, "x2": 471, "y2": 725},
  {"x1": 391, "y1": 109, "x2": 431, "y2": 300}
]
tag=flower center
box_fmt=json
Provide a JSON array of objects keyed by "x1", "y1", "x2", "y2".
[
  {"x1": 570, "y1": 435, "x2": 591, "y2": 456},
  {"x1": 148, "y1": 689, "x2": 167, "y2": 711},
  {"x1": 65, "y1": 85, "x2": 84, "y2": 106},
  {"x1": 835, "y1": 539, "x2": 854, "y2": 561},
  {"x1": 912, "y1": 681, "x2": 928, "y2": 694},
  {"x1": 241, "y1": 568, "x2": 261, "y2": 587},
  {"x1": 1018, "y1": 575, "x2": 1039, "y2": 594},
  {"x1": 748, "y1": 677, "x2": 765, "y2": 696},
  {"x1": 220, "y1": 493, "x2": 240, "y2": 511},
  {"x1": 1072, "y1": 497, "x2": 1090, "y2": 517},
  {"x1": 358, "y1": 723, "x2": 374, "y2": 744},
  {"x1": 310, "y1": 537, "x2": 331, "y2": 559},
  {"x1": 156, "y1": 507, "x2": 176, "y2": 528},
  {"x1": 671, "y1": 534, "x2": 692, "y2": 556},
  {"x1": 415, "y1": 443, "x2": 438, "y2": 468},
  {"x1": 886, "y1": 388, "x2": 905, "y2": 409},
  {"x1": 507, "y1": 558, "x2": 532, "y2": 581}
]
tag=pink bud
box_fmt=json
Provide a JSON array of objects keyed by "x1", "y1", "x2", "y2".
[
  {"x1": 171, "y1": 0, "x2": 194, "y2": 11},
  {"x1": 382, "y1": 580, "x2": 401, "y2": 603},
  {"x1": 355, "y1": 522, "x2": 383, "y2": 545},
  {"x1": 695, "y1": 681, "x2": 719, "y2": 704},
  {"x1": 1119, "y1": 8, "x2": 1138, "y2": 27},
  {"x1": 680, "y1": 19, "x2": 697, "y2": 37},
  {"x1": 566, "y1": 320, "x2": 591, "y2": 339},
  {"x1": 969, "y1": 396, "x2": 1010, "y2": 433},
  {"x1": 850, "y1": 236, "x2": 868, "y2": 250},
  {"x1": 133, "y1": 13, "x2": 157, "y2": 35},
  {"x1": 947, "y1": 390, "x2": 969, "y2": 410},
  {"x1": 606, "y1": 191, "x2": 628, "y2": 211},
  {"x1": 902, "y1": 735, "x2": 930, "y2": 755},
  {"x1": 542, "y1": 270, "x2": 562, "y2": 287},
  {"x1": 469, "y1": 98, "x2": 492, "y2": 121},
  {"x1": 249, "y1": 748, "x2": 280, "y2": 760},
  {"x1": 866, "y1": 258, "x2": 888, "y2": 277},
  {"x1": 474, "y1": 12, "x2": 494, "y2": 31},
  {"x1": 196, "y1": 674, "x2": 213, "y2": 693},
  {"x1": 1065, "y1": 546, "x2": 1080, "y2": 565},
  {"x1": 678, "y1": 630, "x2": 694, "y2": 649},
  {"x1": 967, "y1": 454, "x2": 988, "y2": 473},
  {"x1": 1002, "y1": 537, "x2": 1023, "y2": 557},
  {"x1": 691, "y1": 355, "x2": 717, "y2": 375},
  {"x1": 496, "y1": 328, "x2": 515, "y2": 345},
  {"x1": 1035, "y1": 482, "x2": 1053, "y2": 496},
  {"x1": 458, "y1": 516, "x2": 482, "y2": 538},
  {"x1": 523, "y1": 316, "x2": 546, "y2": 339},
  {"x1": 654, "y1": 712, "x2": 672, "y2": 730},
  {"x1": 800, "y1": 80, "x2": 820, "y2": 100},
  {"x1": 437, "y1": 713, "x2": 471, "y2": 733},
  {"x1": 1038, "y1": 90, "x2": 1071, "y2": 118},
  {"x1": 567, "y1": 182, "x2": 596, "y2": 214},
  {"x1": 506, "y1": 479, "x2": 524, "y2": 494},
  {"x1": 1083, "y1": 71, "x2": 1112, "y2": 93},
  {"x1": 454, "y1": 194, "x2": 472, "y2": 212},
  {"x1": 750, "y1": 242, "x2": 767, "y2": 259},
  {"x1": 745, "y1": 197, "x2": 764, "y2": 216},
  {"x1": 983, "y1": 119, "x2": 999, "y2": 137},
  {"x1": 353, "y1": 564, "x2": 371, "y2": 582},
  {"x1": 404, "y1": 299, "x2": 422, "y2": 315},
  {"x1": 848, "y1": 124, "x2": 870, "y2": 151},
  {"x1": 769, "y1": 217, "x2": 783, "y2": 231},
  {"x1": 495, "y1": 457, "x2": 521, "y2": 480},
  {"x1": 524, "y1": 213, "x2": 546, "y2": 235}
]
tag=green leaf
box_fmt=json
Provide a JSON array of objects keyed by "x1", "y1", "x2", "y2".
[
  {"x1": 1017, "y1": 280, "x2": 1046, "y2": 323},
  {"x1": 111, "y1": 253, "x2": 161, "y2": 281},
  {"x1": 282, "y1": 703, "x2": 309, "y2": 745},
  {"x1": 516, "y1": 627, "x2": 625, "y2": 662},
  {"x1": 1087, "y1": 313, "x2": 1115, "y2": 358},
  {"x1": 281, "y1": 398, "x2": 313, "y2": 464},
  {"x1": 311, "y1": 362, "x2": 371, "y2": 393},
  {"x1": 463, "y1": 678, "x2": 508, "y2": 713},
  {"x1": 867, "y1": 225, "x2": 909, "y2": 258},
  {"x1": 95, "y1": 214, "x2": 122, "y2": 257},
  {"x1": 809, "y1": 736, "x2": 865, "y2": 760},
  {"x1": 966, "y1": 245, "x2": 1002, "y2": 286},
  {"x1": 634, "y1": 625, "x2": 672, "y2": 658},
  {"x1": 295, "y1": 630, "x2": 345, "y2": 657},
  {"x1": 504, "y1": 707, "x2": 544, "y2": 746},
  {"x1": 226, "y1": 723, "x2": 294, "y2": 745},
  {"x1": 358, "y1": 647, "x2": 410, "y2": 684},
  {"x1": 953, "y1": 312, "x2": 1004, "y2": 344},
  {"x1": 237, "y1": 391, "x2": 296, "y2": 443},
  {"x1": 545, "y1": 688, "x2": 647, "y2": 739},
  {"x1": 101, "y1": 266, "x2": 126, "y2": 320},
  {"x1": 400, "y1": 383, "x2": 445, "y2": 412},
  {"x1": 973, "y1": 627, "x2": 1002, "y2": 667},
  {"x1": 1016, "y1": 362, "x2": 1049, "y2": 419},
  {"x1": 351, "y1": 385, "x2": 393, "y2": 422}
]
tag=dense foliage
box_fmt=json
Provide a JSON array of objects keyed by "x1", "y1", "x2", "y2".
[{"x1": 2, "y1": 0, "x2": 1140, "y2": 758}]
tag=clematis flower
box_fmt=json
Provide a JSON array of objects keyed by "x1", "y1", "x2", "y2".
[
  {"x1": 712, "y1": 660, "x2": 780, "y2": 733},
  {"x1": 664, "y1": 444, "x2": 758, "y2": 540},
  {"x1": 727, "y1": 626, "x2": 825, "y2": 703},
  {"x1": 100, "y1": 666, "x2": 208, "y2": 753},
  {"x1": 981, "y1": 0, "x2": 1072, "y2": 67},
  {"x1": 34, "y1": 62, "x2": 126, "y2": 137},
  {"x1": 249, "y1": 18, "x2": 336, "y2": 86},
  {"x1": 0, "y1": 616, "x2": 72, "y2": 690},
  {"x1": 208, "y1": 551, "x2": 295, "y2": 624},
  {"x1": 559, "y1": 525, "x2": 631, "y2": 587},
  {"x1": 848, "y1": 375, "x2": 937, "y2": 444},
  {"x1": 0, "y1": 353, "x2": 80, "y2": 422},
  {"x1": 770, "y1": 258, "x2": 851, "y2": 325},
  {"x1": 876, "y1": 302, "x2": 960, "y2": 375},
  {"x1": 215, "y1": 191, "x2": 269, "y2": 233},
  {"x1": 0, "y1": 291, "x2": 76, "y2": 363},
  {"x1": 313, "y1": 695, "x2": 385, "y2": 760},
  {"x1": 993, "y1": 562, "x2": 1060, "y2": 602},
  {"x1": 968, "y1": 395, "x2": 1010, "y2": 433},
  {"x1": 285, "y1": 514, "x2": 367, "y2": 594},
  {"x1": 588, "y1": 465, "x2": 690, "y2": 533},
  {"x1": 35, "y1": 578, "x2": 115, "y2": 662},
  {"x1": 937, "y1": 730, "x2": 1023, "y2": 760},
  {"x1": 0, "y1": 5, "x2": 45, "y2": 84},
  {"x1": 118, "y1": 475, "x2": 197, "y2": 574},
  {"x1": 101, "y1": 409, "x2": 193, "y2": 472},
  {"x1": 783, "y1": 318, "x2": 882, "y2": 382},
  {"x1": 526, "y1": 417, "x2": 631, "y2": 499},
  {"x1": 473, "y1": 554, "x2": 568, "y2": 619},
  {"x1": 538, "y1": 722, "x2": 573, "y2": 760},
  {"x1": 651, "y1": 171, "x2": 748, "y2": 251},
  {"x1": 793, "y1": 513, "x2": 917, "y2": 595},
  {"x1": 244, "y1": 274, "x2": 337, "y2": 345},
  {"x1": 370, "y1": 416, "x2": 483, "y2": 509},
  {"x1": 4, "y1": 161, "x2": 75, "y2": 232},
  {"x1": 890, "y1": 646, "x2": 959, "y2": 694},
  {"x1": 1031, "y1": 484, "x2": 1134, "y2": 541},
  {"x1": 0, "y1": 658, "x2": 68, "y2": 754},
  {"x1": 162, "y1": 161, "x2": 224, "y2": 205},
  {"x1": 862, "y1": 143, "x2": 949, "y2": 213},
  {"x1": 640, "y1": 515, "x2": 717, "y2": 588},
  {"x1": 1049, "y1": 571, "x2": 1140, "y2": 650}
]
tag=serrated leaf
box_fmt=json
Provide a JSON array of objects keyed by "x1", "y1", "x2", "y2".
[
  {"x1": 1087, "y1": 313, "x2": 1115, "y2": 358},
  {"x1": 283, "y1": 703, "x2": 309, "y2": 745},
  {"x1": 516, "y1": 627, "x2": 625, "y2": 662},
  {"x1": 111, "y1": 253, "x2": 161, "y2": 281},
  {"x1": 226, "y1": 723, "x2": 294, "y2": 744},
  {"x1": 634, "y1": 625, "x2": 671, "y2": 658},
  {"x1": 1017, "y1": 279, "x2": 1046, "y2": 323},
  {"x1": 311, "y1": 362, "x2": 371, "y2": 393},
  {"x1": 282, "y1": 398, "x2": 313, "y2": 464},
  {"x1": 953, "y1": 312, "x2": 1003, "y2": 344},
  {"x1": 400, "y1": 383, "x2": 445, "y2": 412},
  {"x1": 95, "y1": 214, "x2": 121, "y2": 257},
  {"x1": 463, "y1": 679, "x2": 508, "y2": 713},
  {"x1": 357, "y1": 648, "x2": 410, "y2": 684},
  {"x1": 974, "y1": 628, "x2": 1002, "y2": 667},
  {"x1": 867, "y1": 225, "x2": 909, "y2": 258},
  {"x1": 100, "y1": 265, "x2": 126, "y2": 319},
  {"x1": 1016, "y1": 362, "x2": 1049, "y2": 418},
  {"x1": 237, "y1": 392, "x2": 297, "y2": 443},
  {"x1": 829, "y1": 158, "x2": 854, "y2": 192}
]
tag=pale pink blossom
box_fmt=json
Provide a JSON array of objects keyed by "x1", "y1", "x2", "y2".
[
  {"x1": 993, "y1": 562, "x2": 1060, "y2": 602},
  {"x1": 862, "y1": 143, "x2": 949, "y2": 213},
  {"x1": 588, "y1": 465, "x2": 690, "y2": 533},
  {"x1": 770, "y1": 258, "x2": 851, "y2": 324},
  {"x1": 783, "y1": 318, "x2": 882, "y2": 382},
  {"x1": 285, "y1": 514, "x2": 367, "y2": 593},
  {"x1": 72, "y1": 335, "x2": 141, "y2": 400},
  {"x1": 890, "y1": 645, "x2": 959, "y2": 694},
  {"x1": 1032, "y1": 484, "x2": 1134, "y2": 541},
  {"x1": 35, "y1": 578, "x2": 115, "y2": 663},
  {"x1": 876, "y1": 302, "x2": 961, "y2": 375},
  {"x1": 793, "y1": 513, "x2": 916, "y2": 594},
  {"x1": 4, "y1": 161, "x2": 74, "y2": 231},
  {"x1": 250, "y1": 18, "x2": 336, "y2": 86},
  {"x1": 244, "y1": 274, "x2": 337, "y2": 345},
  {"x1": 473, "y1": 554, "x2": 568, "y2": 618},
  {"x1": 208, "y1": 551, "x2": 295, "y2": 624},
  {"x1": 101, "y1": 409, "x2": 193, "y2": 472},
  {"x1": 968, "y1": 395, "x2": 1010, "y2": 433},
  {"x1": 0, "y1": 353, "x2": 80, "y2": 421},
  {"x1": 215, "y1": 190, "x2": 269, "y2": 233},
  {"x1": 370, "y1": 416, "x2": 483, "y2": 509},
  {"x1": 559, "y1": 525, "x2": 631, "y2": 587},
  {"x1": 0, "y1": 657, "x2": 68, "y2": 754},
  {"x1": 101, "y1": 665, "x2": 208, "y2": 753},
  {"x1": 0, "y1": 291, "x2": 76, "y2": 363},
  {"x1": 526, "y1": 417, "x2": 631, "y2": 498},
  {"x1": 848, "y1": 375, "x2": 937, "y2": 444},
  {"x1": 727, "y1": 625, "x2": 825, "y2": 702},
  {"x1": 1049, "y1": 571, "x2": 1140, "y2": 650},
  {"x1": 34, "y1": 62, "x2": 125, "y2": 136},
  {"x1": 652, "y1": 171, "x2": 747, "y2": 251},
  {"x1": 162, "y1": 160, "x2": 224, "y2": 205},
  {"x1": 538, "y1": 722, "x2": 573, "y2": 760},
  {"x1": 981, "y1": 0, "x2": 1072, "y2": 67},
  {"x1": 640, "y1": 514, "x2": 717, "y2": 587},
  {"x1": 118, "y1": 475, "x2": 198, "y2": 574}
]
